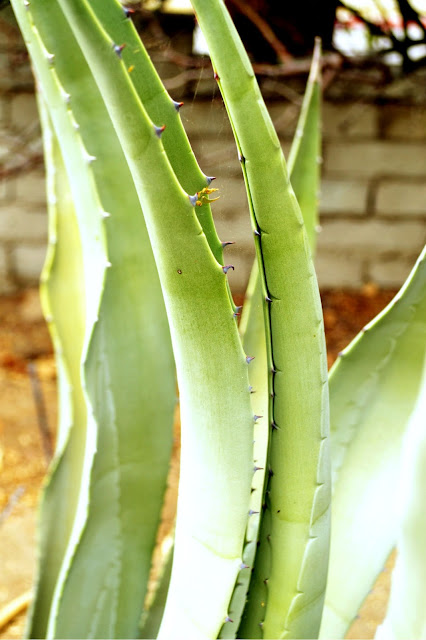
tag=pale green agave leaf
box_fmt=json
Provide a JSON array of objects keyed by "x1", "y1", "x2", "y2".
[
  {"x1": 26, "y1": 97, "x2": 87, "y2": 639},
  {"x1": 375, "y1": 355, "x2": 426, "y2": 640},
  {"x1": 12, "y1": 4, "x2": 108, "y2": 636},
  {"x1": 12, "y1": 0, "x2": 176, "y2": 637},
  {"x1": 320, "y1": 244, "x2": 426, "y2": 639}
]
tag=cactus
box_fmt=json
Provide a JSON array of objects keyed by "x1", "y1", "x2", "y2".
[{"x1": 9, "y1": 0, "x2": 426, "y2": 639}]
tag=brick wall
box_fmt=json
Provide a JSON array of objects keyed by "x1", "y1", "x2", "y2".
[{"x1": 0, "y1": 19, "x2": 425, "y2": 294}]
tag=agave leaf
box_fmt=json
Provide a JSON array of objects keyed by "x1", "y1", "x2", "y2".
[
  {"x1": 320, "y1": 245, "x2": 426, "y2": 639},
  {"x1": 26, "y1": 96, "x2": 87, "y2": 639},
  {"x1": 12, "y1": 1, "x2": 176, "y2": 637},
  {"x1": 375, "y1": 355, "x2": 426, "y2": 640},
  {"x1": 57, "y1": 2, "x2": 255, "y2": 637},
  {"x1": 190, "y1": 3, "x2": 330, "y2": 638},
  {"x1": 287, "y1": 40, "x2": 322, "y2": 258}
]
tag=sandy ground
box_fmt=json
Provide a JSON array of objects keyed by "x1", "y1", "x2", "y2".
[{"x1": 0, "y1": 286, "x2": 397, "y2": 639}]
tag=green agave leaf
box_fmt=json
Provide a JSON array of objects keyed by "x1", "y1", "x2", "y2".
[
  {"x1": 88, "y1": 0, "x2": 225, "y2": 267},
  {"x1": 287, "y1": 39, "x2": 321, "y2": 258},
  {"x1": 57, "y1": 2, "x2": 255, "y2": 638},
  {"x1": 190, "y1": 3, "x2": 330, "y2": 638},
  {"x1": 221, "y1": 45, "x2": 323, "y2": 637},
  {"x1": 320, "y1": 245, "x2": 426, "y2": 639},
  {"x1": 375, "y1": 355, "x2": 426, "y2": 640}
]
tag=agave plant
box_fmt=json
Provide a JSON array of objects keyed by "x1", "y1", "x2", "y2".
[{"x1": 9, "y1": 0, "x2": 426, "y2": 639}]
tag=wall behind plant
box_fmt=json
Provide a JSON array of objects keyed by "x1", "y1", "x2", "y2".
[{"x1": 0, "y1": 16, "x2": 425, "y2": 294}]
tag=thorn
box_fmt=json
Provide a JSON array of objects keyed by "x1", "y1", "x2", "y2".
[
  {"x1": 189, "y1": 194, "x2": 198, "y2": 206},
  {"x1": 222, "y1": 265, "x2": 234, "y2": 274},
  {"x1": 249, "y1": 509, "x2": 259, "y2": 516},
  {"x1": 271, "y1": 421, "x2": 279, "y2": 431},
  {"x1": 154, "y1": 124, "x2": 166, "y2": 137},
  {"x1": 173, "y1": 100, "x2": 184, "y2": 111},
  {"x1": 259, "y1": 622, "x2": 264, "y2": 629},
  {"x1": 105, "y1": 261, "x2": 112, "y2": 268},
  {"x1": 266, "y1": 534, "x2": 271, "y2": 542},
  {"x1": 102, "y1": 211, "x2": 111, "y2": 219},
  {"x1": 214, "y1": 71, "x2": 220, "y2": 81},
  {"x1": 268, "y1": 467, "x2": 274, "y2": 478},
  {"x1": 221, "y1": 240, "x2": 235, "y2": 248},
  {"x1": 253, "y1": 415, "x2": 263, "y2": 422},
  {"x1": 251, "y1": 487, "x2": 256, "y2": 493},
  {"x1": 123, "y1": 6, "x2": 135, "y2": 17},
  {"x1": 249, "y1": 386, "x2": 256, "y2": 393},
  {"x1": 246, "y1": 356, "x2": 255, "y2": 364},
  {"x1": 86, "y1": 154, "x2": 96, "y2": 164},
  {"x1": 23, "y1": 0, "x2": 30, "y2": 7},
  {"x1": 113, "y1": 43, "x2": 126, "y2": 57},
  {"x1": 338, "y1": 350, "x2": 344, "y2": 357},
  {"x1": 253, "y1": 465, "x2": 263, "y2": 473},
  {"x1": 225, "y1": 616, "x2": 234, "y2": 624},
  {"x1": 263, "y1": 578, "x2": 269, "y2": 585},
  {"x1": 235, "y1": 306, "x2": 242, "y2": 313},
  {"x1": 238, "y1": 152, "x2": 245, "y2": 163},
  {"x1": 254, "y1": 229, "x2": 261, "y2": 236},
  {"x1": 265, "y1": 295, "x2": 272, "y2": 303},
  {"x1": 206, "y1": 175, "x2": 216, "y2": 185},
  {"x1": 270, "y1": 391, "x2": 275, "y2": 398},
  {"x1": 239, "y1": 563, "x2": 250, "y2": 570},
  {"x1": 233, "y1": 311, "x2": 241, "y2": 318},
  {"x1": 46, "y1": 53, "x2": 55, "y2": 65},
  {"x1": 271, "y1": 366, "x2": 277, "y2": 374}
]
